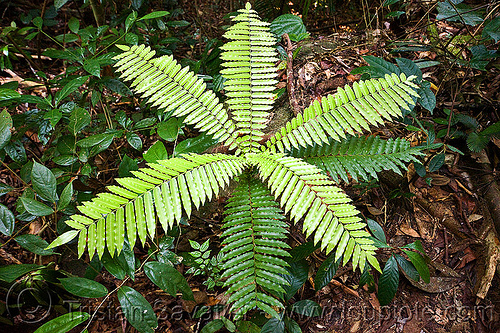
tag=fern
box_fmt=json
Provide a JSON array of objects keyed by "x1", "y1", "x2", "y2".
[
  {"x1": 290, "y1": 135, "x2": 425, "y2": 183},
  {"x1": 220, "y1": 175, "x2": 290, "y2": 319},
  {"x1": 49, "y1": 2, "x2": 428, "y2": 320},
  {"x1": 264, "y1": 73, "x2": 420, "y2": 153}
]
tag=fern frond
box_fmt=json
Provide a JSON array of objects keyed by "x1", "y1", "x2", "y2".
[
  {"x1": 249, "y1": 153, "x2": 380, "y2": 272},
  {"x1": 67, "y1": 154, "x2": 247, "y2": 259},
  {"x1": 264, "y1": 73, "x2": 420, "y2": 153},
  {"x1": 220, "y1": 174, "x2": 290, "y2": 319},
  {"x1": 289, "y1": 135, "x2": 425, "y2": 183},
  {"x1": 220, "y1": 2, "x2": 279, "y2": 153},
  {"x1": 113, "y1": 45, "x2": 241, "y2": 152}
]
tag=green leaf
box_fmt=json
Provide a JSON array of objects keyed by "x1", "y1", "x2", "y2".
[
  {"x1": 467, "y1": 132, "x2": 489, "y2": 152},
  {"x1": 46, "y1": 230, "x2": 79, "y2": 249},
  {"x1": 125, "y1": 11, "x2": 138, "y2": 31},
  {"x1": 201, "y1": 319, "x2": 224, "y2": 333},
  {"x1": 377, "y1": 255, "x2": 399, "y2": 306},
  {"x1": 157, "y1": 118, "x2": 181, "y2": 142},
  {"x1": 428, "y1": 153, "x2": 445, "y2": 172},
  {"x1": 44, "y1": 109, "x2": 62, "y2": 127},
  {"x1": 83, "y1": 59, "x2": 101, "y2": 77},
  {"x1": 270, "y1": 14, "x2": 307, "y2": 40},
  {"x1": 367, "y1": 219, "x2": 386, "y2": 243},
  {"x1": 117, "y1": 286, "x2": 158, "y2": 333},
  {"x1": 0, "y1": 88, "x2": 20, "y2": 102},
  {"x1": 401, "y1": 240, "x2": 425, "y2": 254},
  {"x1": 173, "y1": 134, "x2": 218, "y2": 156},
  {"x1": 418, "y1": 83, "x2": 436, "y2": 113},
  {"x1": 261, "y1": 318, "x2": 285, "y2": 333},
  {"x1": 144, "y1": 261, "x2": 194, "y2": 301},
  {"x1": 69, "y1": 107, "x2": 91, "y2": 136},
  {"x1": 282, "y1": 259, "x2": 309, "y2": 301},
  {"x1": 53, "y1": 155, "x2": 78, "y2": 166},
  {"x1": 0, "y1": 203, "x2": 14, "y2": 236},
  {"x1": 402, "y1": 250, "x2": 430, "y2": 283},
  {"x1": 20, "y1": 197, "x2": 54, "y2": 216},
  {"x1": 126, "y1": 132, "x2": 142, "y2": 150},
  {"x1": 58, "y1": 181, "x2": 73, "y2": 211},
  {"x1": 289, "y1": 299, "x2": 321, "y2": 317},
  {"x1": 396, "y1": 58, "x2": 422, "y2": 82},
  {"x1": 288, "y1": 241, "x2": 319, "y2": 263},
  {"x1": 34, "y1": 312, "x2": 89, "y2": 333},
  {"x1": 31, "y1": 161, "x2": 58, "y2": 203},
  {"x1": 483, "y1": 17, "x2": 500, "y2": 43},
  {"x1": 436, "y1": 1, "x2": 484, "y2": 26},
  {"x1": 235, "y1": 321, "x2": 261, "y2": 333},
  {"x1": 314, "y1": 252, "x2": 341, "y2": 291},
  {"x1": 0, "y1": 109, "x2": 13, "y2": 150},
  {"x1": 0, "y1": 264, "x2": 43, "y2": 283},
  {"x1": 5, "y1": 141, "x2": 27, "y2": 164},
  {"x1": 143, "y1": 141, "x2": 168, "y2": 163},
  {"x1": 103, "y1": 79, "x2": 132, "y2": 96},
  {"x1": 60, "y1": 277, "x2": 108, "y2": 298},
  {"x1": 118, "y1": 154, "x2": 139, "y2": 177},
  {"x1": 54, "y1": 0, "x2": 71, "y2": 9},
  {"x1": 394, "y1": 254, "x2": 419, "y2": 281},
  {"x1": 363, "y1": 55, "x2": 400, "y2": 76},
  {"x1": 33, "y1": 16, "x2": 43, "y2": 29},
  {"x1": 101, "y1": 243, "x2": 135, "y2": 279},
  {"x1": 54, "y1": 76, "x2": 89, "y2": 107},
  {"x1": 139, "y1": 11, "x2": 170, "y2": 20},
  {"x1": 284, "y1": 317, "x2": 301, "y2": 333},
  {"x1": 0, "y1": 183, "x2": 13, "y2": 197},
  {"x1": 77, "y1": 133, "x2": 115, "y2": 148},
  {"x1": 68, "y1": 17, "x2": 80, "y2": 34},
  {"x1": 15, "y1": 234, "x2": 57, "y2": 255}
]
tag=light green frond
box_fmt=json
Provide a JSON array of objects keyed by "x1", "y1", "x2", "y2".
[
  {"x1": 68, "y1": 154, "x2": 247, "y2": 259},
  {"x1": 220, "y1": 4, "x2": 278, "y2": 153},
  {"x1": 289, "y1": 135, "x2": 425, "y2": 183},
  {"x1": 264, "y1": 73, "x2": 420, "y2": 153},
  {"x1": 249, "y1": 153, "x2": 378, "y2": 272},
  {"x1": 113, "y1": 45, "x2": 240, "y2": 152},
  {"x1": 220, "y1": 174, "x2": 290, "y2": 320}
]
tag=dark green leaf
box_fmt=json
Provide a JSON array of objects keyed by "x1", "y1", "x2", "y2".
[
  {"x1": 270, "y1": 14, "x2": 307, "y2": 40},
  {"x1": 5, "y1": 140, "x2": 26, "y2": 164},
  {"x1": 201, "y1": 319, "x2": 224, "y2": 333},
  {"x1": 118, "y1": 154, "x2": 139, "y2": 177},
  {"x1": 396, "y1": 58, "x2": 422, "y2": 82},
  {"x1": 20, "y1": 197, "x2": 54, "y2": 216},
  {"x1": 68, "y1": 17, "x2": 80, "y2": 34},
  {"x1": 289, "y1": 299, "x2": 321, "y2": 317},
  {"x1": 377, "y1": 255, "x2": 399, "y2": 306},
  {"x1": 282, "y1": 259, "x2": 308, "y2": 301},
  {"x1": 102, "y1": 242, "x2": 135, "y2": 279},
  {"x1": 126, "y1": 132, "x2": 142, "y2": 150},
  {"x1": 125, "y1": 11, "x2": 138, "y2": 31},
  {"x1": 483, "y1": 17, "x2": 500, "y2": 42},
  {"x1": 69, "y1": 107, "x2": 91, "y2": 136},
  {"x1": 139, "y1": 11, "x2": 170, "y2": 20},
  {"x1": 401, "y1": 240, "x2": 425, "y2": 254},
  {"x1": 31, "y1": 161, "x2": 58, "y2": 203},
  {"x1": 261, "y1": 318, "x2": 285, "y2": 333},
  {"x1": 284, "y1": 317, "x2": 301, "y2": 333},
  {"x1": 43, "y1": 109, "x2": 62, "y2": 127},
  {"x1": 83, "y1": 59, "x2": 100, "y2": 77},
  {"x1": 15, "y1": 234, "x2": 56, "y2": 255},
  {"x1": 144, "y1": 261, "x2": 194, "y2": 301},
  {"x1": 103, "y1": 79, "x2": 132, "y2": 96},
  {"x1": 0, "y1": 182, "x2": 13, "y2": 197},
  {"x1": 117, "y1": 286, "x2": 158, "y2": 333},
  {"x1": 54, "y1": 76, "x2": 89, "y2": 107},
  {"x1": 77, "y1": 133, "x2": 114, "y2": 148},
  {"x1": 58, "y1": 181, "x2": 73, "y2": 210},
  {"x1": 0, "y1": 109, "x2": 13, "y2": 149},
  {"x1": 157, "y1": 118, "x2": 181, "y2": 142},
  {"x1": 54, "y1": 0, "x2": 71, "y2": 9},
  {"x1": 0, "y1": 88, "x2": 20, "y2": 102},
  {"x1": 0, "y1": 203, "x2": 14, "y2": 236},
  {"x1": 367, "y1": 219, "x2": 387, "y2": 243},
  {"x1": 394, "y1": 254, "x2": 419, "y2": 281},
  {"x1": 53, "y1": 155, "x2": 78, "y2": 166},
  {"x1": 359, "y1": 265, "x2": 375, "y2": 291},
  {"x1": 466, "y1": 132, "x2": 489, "y2": 152},
  {"x1": 33, "y1": 16, "x2": 43, "y2": 29},
  {"x1": 34, "y1": 312, "x2": 88, "y2": 333},
  {"x1": 288, "y1": 241, "x2": 319, "y2": 263},
  {"x1": 402, "y1": 250, "x2": 430, "y2": 283},
  {"x1": 235, "y1": 320, "x2": 261, "y2": 333},
  {"x1": 143, "y1": 141, "x2": 168, "y2": 163},
  {"x1": 60, "y1": 277, "x2": 108, "y2": 298},
  {"x1": 0, "y1": 264, "x2": 42, "y2": 283},
  {"x1": 418, "y1": 83, "x2": 436, "y2": 113},
  {"x1": 428, "y1": 153, "x2": 445, "y2": 172},
  {"x1": 314, "y1": 252, "x2": 340, "y2": 291},
  {"x1": 174, "y1": 134, "x2": 218, "y2": 155},
  {"x1": 363, "y1": 55, "x2": 400, "y2": 76},
  {"x1": 436, "y1": 1, "x2": 484, "y2": 26},
  {"x1": 133, "y1": 117, "x2": 156, "y2": 129}
]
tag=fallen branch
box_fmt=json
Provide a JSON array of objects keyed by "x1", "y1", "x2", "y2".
[{"x1": 283, "y1": 33, "x2": 300, "y2": 116}]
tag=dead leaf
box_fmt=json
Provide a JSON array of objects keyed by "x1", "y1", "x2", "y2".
[
  {"x1": 367, "y1": 205, "x2": 383, "y2": 216},
  {"x1": 398, "y1": 224, "x2": 421, "y2": 238},
  {"x1": 457, "y1": 247, "x2": 477, "y2": 269}
]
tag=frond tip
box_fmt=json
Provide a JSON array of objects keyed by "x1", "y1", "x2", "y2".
[{"x1": 220, "y1": 175, "x2": 290, "y2": 319}]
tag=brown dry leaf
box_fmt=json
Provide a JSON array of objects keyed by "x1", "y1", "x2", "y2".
[
  {"x1": 350, "y1": 320, "x2": 361, "y2": 332},
  {"x1": 491, "y1": 136, "x2": 500, "y2": 149},
  {"x1": 367, "y1": 205, "x2": 383, "y2": 216},
  {"x1": 331, "y1": 280, "x2": 360, "y2": 298},
  {"x1": 398, "y1": 224, "x2": 421, "y2": 238},
  {"x1": 367, "y1": 292, "x2": 380, "y2": 311},
  {"x1": 428, "y1": 174, "x2": 450, "y2": 186},
  {"x1": 457, "y1": 247, "x2": 477, "y2": 269},
  {"x1": 468, "y1": 214, "x2": 483, "y2": 222}
]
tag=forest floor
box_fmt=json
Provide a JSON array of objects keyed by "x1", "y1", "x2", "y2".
[{"x1": 1, "y1": 1, "x2": 500, "y2": 332}]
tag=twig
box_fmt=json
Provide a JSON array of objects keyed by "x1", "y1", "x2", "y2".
[{"x1": 283, "y1": 33, "x2": 300, "y2": 116}]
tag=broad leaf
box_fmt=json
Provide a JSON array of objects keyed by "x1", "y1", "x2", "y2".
[
  {"x1": 20, "y1": 197, "x2": 54, "y2": 216},
  {"x1": 289, "y1": 299, "x2": 322, "y2": 317},
  {"x1": 31, "y1": 161, "x2": 58, "y2": 203},
  {"x1": 143, "y1": 141, "x2": 168, "y2": 163},
  {"x1": 377, "y1": 255, "x2": 399, "y2": 306},
  {"x1": 282, "y1": 259, "x2": 309, "y2": 301},
  {"x1": 34, "y1": 312, "x2": 89, "y2": 333},
  {"x1": 46, "y1": 230, "x2": 79, "y2": 249},
  {"x1": 58, "y1": 181, "x2": 73, "y2": 210},
  {"x1": 68, "y1": 107, "x2": 91, "y2": 136},
  {"x1": 0, "y1": 203, "x2": 14, "y2": 236},
  {"x1": 60, "y1": 277, "x2": 108, "y2": 298},
  {"x1": 261, "y1": 317, "x2": 285, "y2": 333},
  {"x1": 314, "y1": 252, "x2": 341, "y2": 291},
  {"x1": 54, "y1": 76, "x2": 89, "y2": 107},
  {"x1": 402, "y1": 250, "x2": 430, "y2": 283},
  {"x1": 117, "y1": 286, "x2": 158, "y2": 333},
  {"x1": 15, "y1": 234, "x2": 57, "y2": 255},
  {"x1": 394, "y1": 254, "x2": 419, "y2": 281},
  {"x1": 270, "y1": 14, "x2": 307, "y2": 41},
  {"x1": 144, "y1": 261, "x2": 194, "y2": 300},
  {"x1": 0, "y1": 264, "x2": 43, "y2": 283},
  {"x1": 0, "y1": 109, "x2": 13, "y2": 150},
  {"x1": 367, "y1": 219, "x2": 387, "y2": 243}
]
